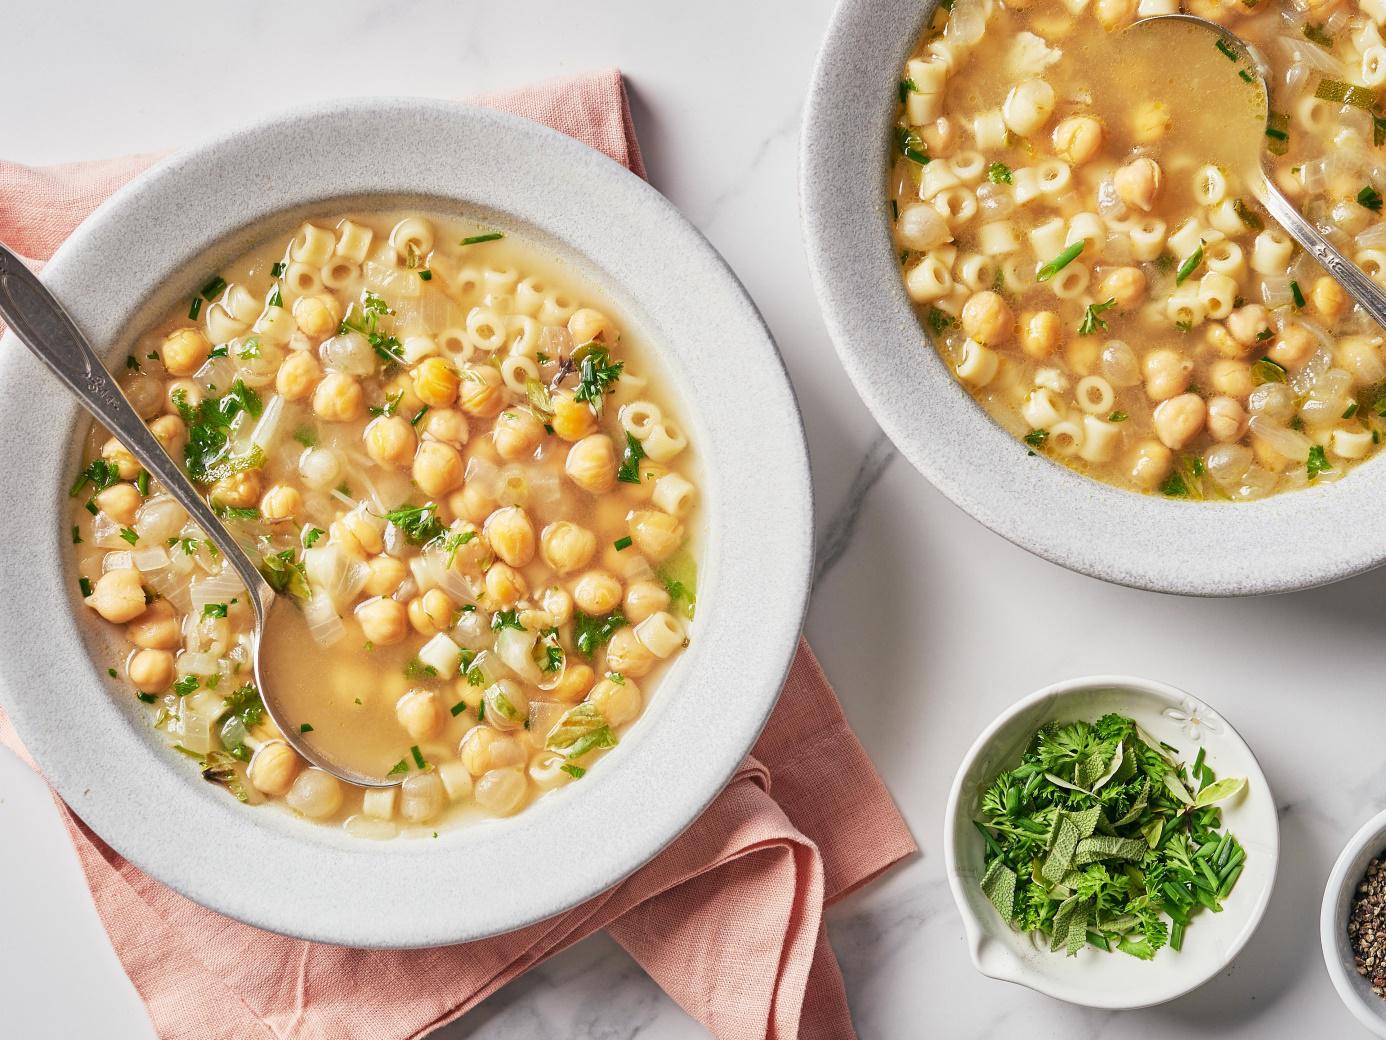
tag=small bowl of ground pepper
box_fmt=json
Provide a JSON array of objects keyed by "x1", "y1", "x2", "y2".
[{"x1": 1322, "y1": 809, "x2": 1386, "y2": 1036}]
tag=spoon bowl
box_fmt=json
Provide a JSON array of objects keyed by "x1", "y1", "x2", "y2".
[{"x1": 0, "y1": 243, "x2": 396, "y2": 788}]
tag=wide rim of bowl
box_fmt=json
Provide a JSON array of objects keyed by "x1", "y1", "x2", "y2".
[
  {"x1": 942, "y1": 674, "x2": 1280, "y2": 1009},
  {"x1": 800, "y1": 0, "x2": 1386, "y2": 597},
  {"x1": 1320, "y1": 807, "x2": 1386, "y2": 1036},
  {"x1": 0, "y1": 97, "x2": 814, "y2": 947}
]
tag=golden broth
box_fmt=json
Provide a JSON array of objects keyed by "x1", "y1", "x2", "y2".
[{"x1": 71, "y1": 210, "x2": 700, "y2": 835}]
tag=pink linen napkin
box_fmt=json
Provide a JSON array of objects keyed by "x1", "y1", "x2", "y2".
[{"x1": 0, "y1": 69, "x2": 916, "y2": 1040}]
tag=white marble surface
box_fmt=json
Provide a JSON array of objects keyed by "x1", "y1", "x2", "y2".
[{"x1": 0, "y1": 1, "x2": 1379, "y2": 1036}]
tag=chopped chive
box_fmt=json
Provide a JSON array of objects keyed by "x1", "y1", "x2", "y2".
[
  {"x1": 119, "y1": 527, "x2": 139, "y2": 545},
  {"x1": 136, "y1": 691, "x2": 157, "y2": 703},
  {"x1": 199, "y1": 275, "x2": 227, "y2": 301},
  {"x1": 1303, "y1": 22, "x2": 1335, "y2": 49},
  {"x1": 1290, "y1": 280, "x2": 1306, "y2": 308},
  {"x1": 79, "y1": 576, "x2": 93, "y2": 598},
  {"x1": 270, "y1": 261, "x2": 287, "y2": 277},
  {"x1": 894, "y1": 125, "x2": 930, "y2": 165},
  {"x1": 71, "y1": 525, "x2": 82, "y2": 544},
  {"x1": 450, "y1": 700, "x2": 468, "y2": 717},
  {"x1": 410, "y1": 405, "x2": 430, "y2": 427},
  {"x1": 1239, "y1": 68, "x2": 1255, "y2": 83},
  {"x1": 898, "y1": 77, "x2": 918, "y2": 104},
  {"x1": 411, "y1": 744, "x2": 427, "y2": 769},
  {"x1": 85, "y1": 500, "x2": 98, "y2": 515},
  {"x1": 299, "y1": 723, "x2": 314, "y2": 734},
  {"x1": 1215, "y1": 37, "x2": 1237, "y2": 60},
  {"x1": 614, "y1": 535, "x2": 634, "y2": 551},
  {"x1": 1232, "y1": 198, "x2": 1263, "y2": 232},
  {"x1": 136, "y1": 470, "x2": 150, "y2": 496},
  {"x1": 188, "y1": 297, "x2": 203, "y2": 320},
  {"x1": 1218, "y1": 863, "x2": 1244, "y2": 898},
  {"x1": 1176, "y1": 242, "x2": 1205, "y2": 285},
  {"x1": 1344, "y1": 401, "x2": 1360, "y2": 418},
  {"x1": 1036, "y1": 240, "x2": 1086, "y2": 282},
  {"x1": 461, "y1": 232, "x2": 504, "y2": 245},
  {"x1": 418, "y1": 269, "x2": 433, "y2": 281}
]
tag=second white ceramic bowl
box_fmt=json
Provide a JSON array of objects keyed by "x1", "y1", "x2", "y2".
[
  {"x1": 1321, "y1": 809, "x2": 1386, "y2": 1036},
  {"x1": 0, "y1": 98, "x2": 813, "y2": 947},
  {"x1": 944, "y1": 675, "x2": 1279, "y2": 1008}
]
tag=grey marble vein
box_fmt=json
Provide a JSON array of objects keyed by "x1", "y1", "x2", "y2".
[{"x1": 814, "y1": 430, "x2": 898, "y2": 588}]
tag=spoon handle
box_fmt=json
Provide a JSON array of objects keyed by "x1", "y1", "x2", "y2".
[
  {"x1": 0, "y1": 244, "x2": 274, "y2": 610},
  {"x1": 1255, "y1": 179, "x2": 1386, "y2": 329}
]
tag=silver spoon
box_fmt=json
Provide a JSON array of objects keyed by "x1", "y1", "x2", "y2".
[
  {"x1": 1125, "y1": 14, "x2": 1386, "y2": 328},
  {"x1": 0, "y1": 244, "x2": 396, "y2": 788}
]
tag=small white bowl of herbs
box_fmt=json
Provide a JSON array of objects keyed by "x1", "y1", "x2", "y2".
[{"x1": 943, "y1": 675, "x2": 1279, "y2": 1009}]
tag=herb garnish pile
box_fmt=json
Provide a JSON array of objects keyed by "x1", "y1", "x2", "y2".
[{"x1": 976, "y1": 713, "x2": 1247, "y2": 959}]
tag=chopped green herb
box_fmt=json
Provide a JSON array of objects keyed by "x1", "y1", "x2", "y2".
[
  {"x1": 304, "y1": 527, "x2": 325, "y2": 548},
  {"x1": 418, "y1": 269, "x2": 433, "y2": 281},
  {"x1": 1303, "y1": 22, "x2": 1336, "y2": 49},
  {"x1": 270, "y1": 261, "x2": 287, "y2": 277},
  {"x1": 387, "y1": 759, "x2": 409, "y2": 777},
  {"x1": 78, "y1": 576, "x2": 93, "y2": 598},
  {"x1": 1290, "y1": 280, "x2": 1306, "y2": 309},
  {"x1": 404, "y1": 658, "x2": 439, "y2": 680},
  {"x1": 173, "y1": 674, "x2": 199, "y2": 697},
  {"x1": 617, "y1": 431, "x2": 645, "y2": 485},
  {"x1": 894, "y1": 125, "x2": 930, "y2": 165},
  {"x1": 181, "y1": 379, "x2": 265, "y2": 484},
  {"x1": 561, "y1": 764, "x2": 587, "y2": 779},
  {"x1": 199, "y1": 275, "x2": 227, "y2": 301},
  {"x1": 1215, "y1": 37, "x2": 1237, "y2": 60},
  {"x1": 411, "y1": 405, "x2": 430, "y2": 427},
  {"x1": 203, "y1": 602, "x2": 228, "y2": 618},
  {"x1": 898, "y1": 77, "x2": 918, "y2": 104},
  {"x1": 135, "y1": 470, "x2": 150, "y2": 496},
  {"x1": 1251, "y1": 356, "x2": 1287, "y2": 384},
  {"x1": 188, "y1": 297, "x2": 203, "y2": 321},
  {"x1": 1239, "y1": 68, "x2": 1255, "y2": 83},
  {"x1": 369, "y1": 390, "x2": 404, "y2": 418},
  {"x1": 1344, "y1": 401, "x2": 1360, "y2": 419},
  {"x1": 136, "y1": 691, "x2": 157, "y2": 704},
  {"x1": 292, "y1": 426, "x2": 318, "y2": 448},
  {"x1": 490, "y1": 608, "x2": 526, "y2": 633},
  {"x1": 125, "y1": 354, "x2": 141, "y2": 372},
  {"x1": 268, "y1": 284, "x2": 283, "y2": 308},
  {"x1": 927, "y1": 307, "x2": 955, "y2": 334},
  {"x1": 384, "y1": 502, "x2": 444, "y2": 544},
  {"x1": 614, "y1": 535, "x2": 634, "y2": 551},
  {"x1": 1307, "y1": 444, "x2": 1331, "y2": 477},
  {"x1": 71, "y1": 525, "x2": 82, "y2": 545},
  {"x1": 118, "y1": 527, "x2": 138, "y2": 546},
  {"x1": 69, "y1": 458, "x2": 120, "y2": 497},
  {"x1": 1024, "y1": 429, "x2": 1049, "y2": 448},
  {"x1": 987, "y1": 162, "x2": 1013, "y2": 185},
  {"x1": 215, "y1": 505, "x2": 260, "y2": 521},
  {"x1": 573, "y1": 345, "x2": 624, "y2": 415},
  {"x1": 1078, "y1": 298, "x2": 1118, "y2": 336},
  {"x1": 1360, "y1": 185, "x2": 1384, "y2": 212},
  {"x1": 108, "y1": 667, "x2": 118, "y2": 678},
  {"x1": 1317, "y1": 79, "x2": 1380, "y2": 109},
  {"x1": 1037, "y1": 240, "x2": 1086, "y2": 282},
  {"x1": 1161, "y1": 471, "x2": 1189, "y2": 497},
  {"x1": 450, "y1": 700, "x2": 469, "y2": 717},
  {"x1": 1376, "y1": 115, "x2": 1386, "y2": 147},
  {"x1": 574, "y1": 610, "x2": 627, "y2": 657},
  {"x1": 1232, "y1": 199, "x2": 1263, "y2": 232},
  {"x1": 461, "y1": 232, "x2": 505, "y2": 245},
  {"x1": 1265, "y1": 113, "x2": 1290, "y2": 155},
  {"x1": 260, "y1": 548, "x2": 310, "y2": 600},
  {"x1": 411, "y1": 745, "x2": 427, "y2": 769},
  {"x1": 1175, "y1": 242, "x2": 1204, "y2": 285},
  {"x1": 1108, "y1": 411, "x2": 1128, "y2": 423}
]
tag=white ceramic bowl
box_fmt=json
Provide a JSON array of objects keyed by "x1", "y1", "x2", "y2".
[
  {"x1": 801, "y1": 0, "x2": 1386, "y2": 595},
  {"x1": 0, "y1": 99, "x2": 813, "y2": 947},
  {"x1": 943, "y1": 675, "x2": 1279, "y2": 1008},
  {"x1": 1321, "y1": 809, "x2": 1386, "y2": 1035}
]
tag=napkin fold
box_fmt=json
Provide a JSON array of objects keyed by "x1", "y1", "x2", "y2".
[{"x1": 0, "y1": 69, "x2": 916, "y2": 1040}]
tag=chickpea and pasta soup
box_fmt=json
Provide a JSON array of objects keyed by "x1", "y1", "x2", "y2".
[
  {"x1": 893, "y1": 0, "x2": 1386, "y2": 499},
  {"x1": 69, "y1": 211, "x2": 699, "y2": 838}
]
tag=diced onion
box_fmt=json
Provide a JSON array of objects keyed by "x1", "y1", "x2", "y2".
[
  {"x1": 527, "y1": 701, "x2": 565, "y2": 746},
  {"x1": 494, "y1": 627, "x2": 542, "y2": 683},
  {"x1": 102, "y1": 550, "x2": 132, "y2": 573},
  {"x1": 320, "y1": 332, "x2": 377, "y2": 376},
  {"x1": 362, "y1": 261, "x2": 421, "y2": 299},
  {"x1": 175, "y1": 652, "x2": 221, "y2": 677},
  {"x1": 1248, "y1": 415, "x2": 1314, "y2": 461},
  {"x1": 131, "y1": 546, "x2": 170, "y2": 572},
  {"x1": 299, "y1": 447, "x2": 343, "y2": 490},
  {"x1": 304, "y1": 544, "x2": 368, "y2": 608},
  {"x1": 189, "y1": 571, "x2": 244, "y2": 613},
  {"x1": 134, "y1": 496, "x2": 188, "y2": 544},
  {"x1": 249, "y1": 393, "x2": 285, "y2": 453},
  {"x1": 452, "y1": 610, "x2": 490, "y2": 650},
  {"x1": 345, "y1": 815, "x2": 399, "y2": 840},
  {"x1": 193, "y1": 354, "x2": 239, "y2": 392},
  {"x1": 304, "y1": 591, "x2": 345, "y2": 648},
  {"x1": 91, "y1": 512, "x2": 130, "y2": 549},
  {"x1": 463, "y1": 456, "x2": 500, "y2": 498}
]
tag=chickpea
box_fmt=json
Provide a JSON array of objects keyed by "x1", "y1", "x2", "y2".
[
  {"x1": 550, "y1": 663, "x2": 596, "y2": 704},
  {"x1": 400, "y1": 772, "x2": 446, "y2": 824},
  {"x1": 565, "y1": 434, "x2": 618, "y2": 494},
  {"x1": 364, "y1": 415, "x2": 417, "y2": 468},
  {"x1": 407, "y1": 588, "x2": 454, "y2": 635},
  {"x1": 543, "y1": 585, "x2": 574, "y2": 626},
  {"x1": 623, "y1": 580, "x2": 671, "y2": 625},
  {"x1": 85, "y1": 568, "x2": 148, "y2": 623},
  {"x1": 275, "y1": 350, "x2": 323, "y2": 401},
  {"x1": 960, "y1": 291, "x2": 1014, "y2": 345},
  {"x1": 165, "y1": 378, "x2": 202, "y2": 416},
  {"x1": 1094, "y1": 0, "x2": 1138, "y2": 28},
  {"x1": 290, "y1": 294, "x2": 341, "y2": 339},
  {"x1": 1207, "y1": 396, "x2": 1248, "y2": 442},
  {"x1": 568, "y1": 307, "x2": 613, "y2": 344},
  {"x1": 1098, "y1": 267, "x2": 1146, "y2": 309},
  {"x1": 484, "y1": 506, "x2": 536, "y2": 567},
  {"x1": 1152, "y1": 393, "x2": 1207, "y2": 450},
  {"x1": 1268, "y1": 323, "x2": 1316, "y2": 368},
  {"x1": 1132, "y1": 100, "x2": 1171, "y2": 144},
  {"x1": 127, "y1": 648, "x2": 175, "y2": 691},
  {"x1": 1051, "y1": 115, "x2": 1104, "y2": 166},
  {"x1": 149, "y1": 414, "x2": 186, "y2": 456},
  {"x1": 260, "y1": 484, "x2": 301, "y2": 521},
  {"x1": 412, "y1": 356, "x2": 461, "y2": 408},
  {"x1": 412, "y1": 440, "x2": 465, "y2": 497},
  {"x1": 95, "y1": 483, "x2": 142, "y2": 525},
  {"x1": 588, "y1": 675, "x2": 643, "y2": 727},
  {"x1": 356, "y1": 596, "x2": 409, "y2": 646},
  {"x1": 605, "y1": 626, "x2": 655, "y2": 678},
  {"x1": 1226, "y1": 304, "x2": 1270, "y2": 348},
  {"x1": 126, "y1": 599, "x2": 180, "y2": 650},
  {"x1": 1311, "y1": 275, "x2": 1348, "y2": 323},
  {"x1": 1142, "y1": 347, "x2": 1193, "y2": 402},
  {"x1": 450, "y1": 482, "x2": 496, "y2": 525},
  {"x1": 312, "y1": 371, "x2": 365, "y2": 422},
  {"x1": 337, "y1": 509, "x2": 384, "y2": 555},
  {"x1": 396, "y1": 689, "x2": 443, "y2": 741},
  {"x1": 285, "y1": 768, "x2": 343, "y2": 819},
  {"x1": 1204, "y1": 323, "x2": 1243, "y2": 360},
  {"x1": 474, "y1": 767, "x2": 528, "y2": 816},
  {"x1": 459, "y1": 726, "x2": 526, "y2": 776},
  {"x1": 1065, "y1": 338, "x2": 1100, "y2": 376},
  {"x1": 1114, "y1": 157, "x2": 1162, "y2": 212},
  {"x1": 1210, "y1": 358, "x2": 1255, "y2": 399},
  {"x1": 101, "y1": 438, "x2": 141, "y2": 481},
  {"x1": 364, "y1": 555, "x2": 409, "y2": 597},
  {"x1": 539, "y1": 521, "x2": 596, "y2": 573},
  {"x1": 458, "y1": 366, "x2": 505, "y2": 418},
  {"x1": 492, "y1": 410, "x2": 546, "y2": 460},
  {"x1": 422, "y1": 407, "x2": 469, "y2": 446},
  {"x1": 485, "y1": 562, "x2": 527, "y2": 606},
  {"x1": 210, "y1": 470, "x2": 263, "y2": 510},
  {"x1": 445, "y1": 521, "x2": 490, "y2": 573},
  {"x1": 384, "y1": 371, "x2": 425, "y2": 415},
  {"x1": 248, "y1": 741, "x2": 302, "y2": 797},
  {"x1": 628, "y1": 509, "x2": 684, "y2": 562},
  {"x1": 573, "y1": 570, "x2": 623, "y2": 615},
  {"x1": 551, "y1": 391, "x2": 597, "y2": 441},
  {"x1": 1337, "y1": 336, "x2": 1385, "y2": 385},
  {"x1": 161, "y1": 327, "x2": 210, "y2": 377},
  {"x1": 1020, "y1": 311, "x2": 1062, "y2": 360},
  {"x1": 1128, "y1": 438, "x2": 1175, "y2": 491}
]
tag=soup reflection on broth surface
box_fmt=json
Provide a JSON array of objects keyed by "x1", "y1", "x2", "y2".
[
  {"x1": 893, "y1": 0, "x2": 1386, "y2": 499},
  {"x1": 70, "y1": 211, "x2": 699, "y2": 837}
]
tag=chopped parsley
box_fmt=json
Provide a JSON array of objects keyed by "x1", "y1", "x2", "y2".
[
  {"x1": 1307, "y1": 444, "x2": 1331, "y2": 477},
  {"x1": 177, "y1": 380, "x2": 265, "y2": 484},
  {"x1": 1359, "y1": 184, "x2": 1384, "y2": 212},
  {"x1": 340, "y1": 291, "x2": 404, "y2": 365},
  {"x1": 898, "y1": 77, "x2": 918, "y2": 104},
  {"x1": 987, "y1": 162, "x2": 1013, "y2": 185},
  {"x1": 1079, "y1": 299, "x2": 1118, "y2": 336},
  {"x1": 572, "y1": 345, "x2": 624, "y2": 415},
  {"x1": 69, "y1": 458, "x2": 120, "y2": 497},
  {"x1": 384, "y1": 502, "x2": 444, "y2": 544},
  {"x1": 260, "y1": 549, "x2": 310, "y2": 600},
  {"x1": 1024, "y1": 429, "x2": 1050, "y2": 448},
  {"x1": 894, "y1": 125, "x2": 930, "y2": 165},
  {"x1": 136, "y1": 691, "x2": 157, "y2": 704},
  {"x1": 1108, "y1": 411, "x2": 1128, "y2": 423},
  {"x1": 617, "y1": 431, "x2": 645, "y2": 485},
  {"x1": 173, "y1": 674, "x2": 199, "y2": 697},
  {"x1": 386, "y1": 759, "x2": 409, "y2": 777},
  {"x1": 561, "y1": 764, "x2": 588, "y2": 779},
  {"x1": 418, "y1": 269, "x2": 433, "y2": 281},
  {"x1": 299, "y1": 723, "x2": 314, "y2": 734},
  {"x1": 1160, "y1": 471, "x2": 1189, "y2": 497},
  {"x1": 490, "y1": 608, "x2": 526, "y2": 633},
  {"x1": 404, "y1": 658, "x2": 439, "y2": 680},
  {"x1": 304, "y1": 526, "x2": 325, "y2": 548},
  {"x1": 574, "y1": 609, "x2": 627, "y2": 657},
  {"x1": 927, "y1": 308, "x2": 955, "y2": 334},
  {"x1": 202, "y1": 602, "x2": 228, "y2": 618},
  {"x1": 368, "y1": 390, "x2": 404, "y2": 418}
]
